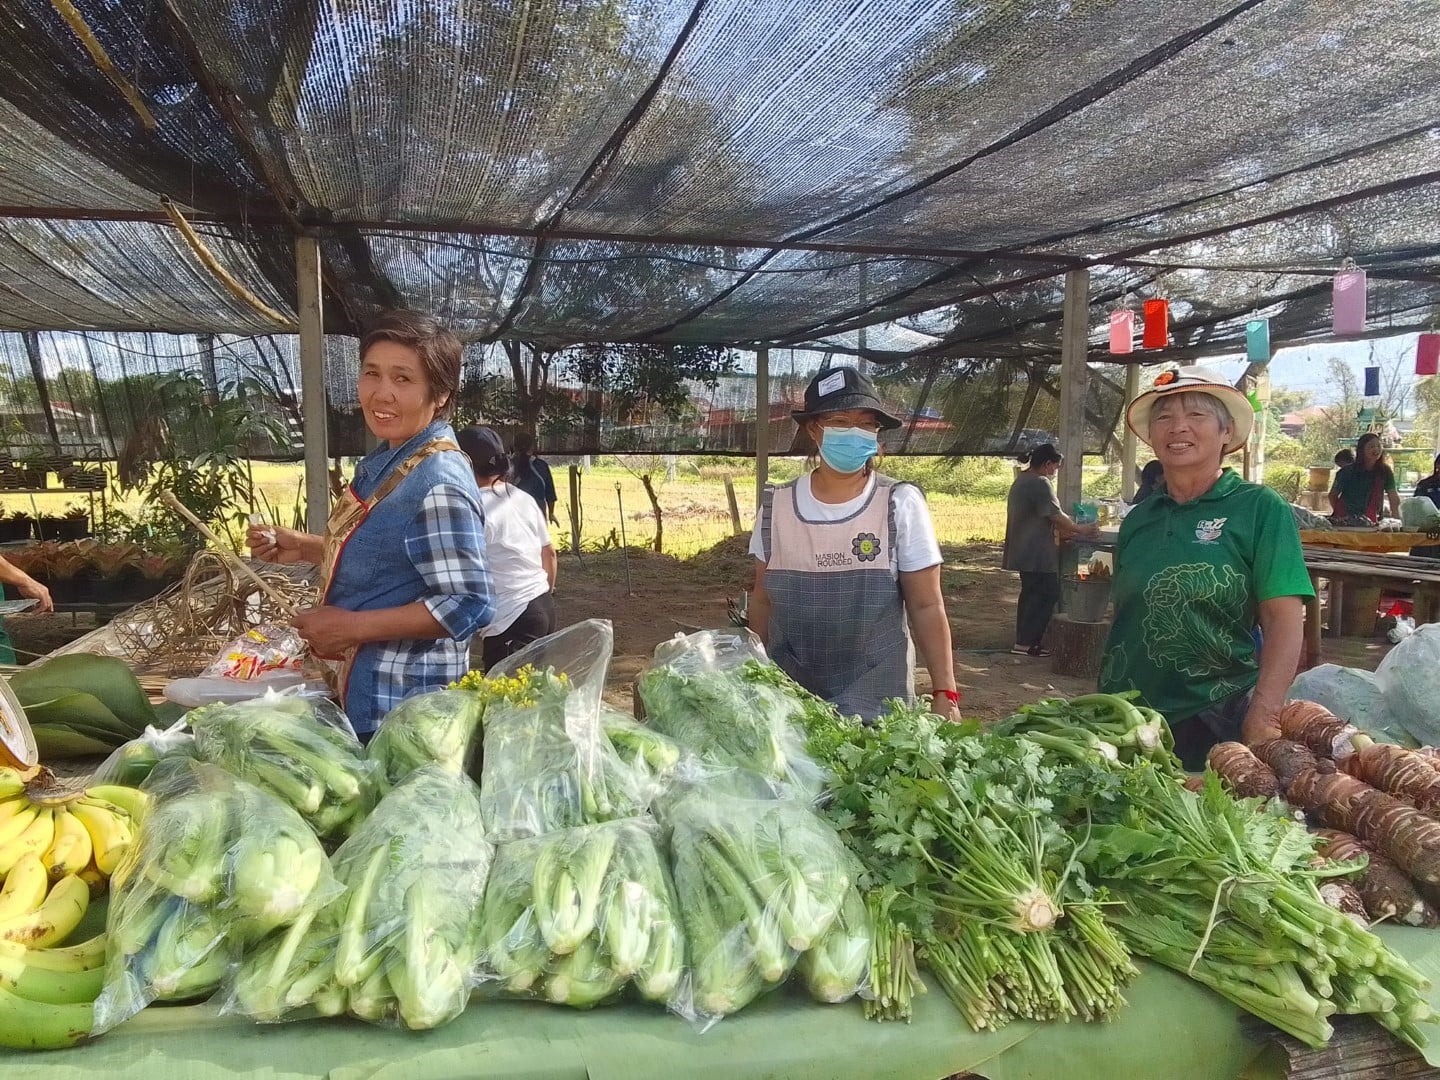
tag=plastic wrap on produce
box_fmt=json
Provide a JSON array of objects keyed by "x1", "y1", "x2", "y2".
[
  {"x1": 1375, "y1": 623, "x2": 1440, "y2": 748},
  {"x1": 221, "y1": 765, "x2": 493, "y2": 1030},
  {"x1": 472, "y1": 621, "x2": 655, "y2": 840},
  {"x1": 91, "y1": 719, "x2": 196, "y2": 787},
  {"x1": 637, "y1": 630, "x2": 830, "y2": 800},
  {"x1": 187, "y1": 688, "x2": 377, "y2": 838},
  {"x1": 658, "y1": 781, "x2": 862, "y2": 1028},
  {"x1": 93, "y1": 761, "x2": 338, "y2": 1032},
  {"x1": 475, "y1": 818, "x2": 684, "y2": 1011},
  {"x1": 1287, "y1": 665, "x2": 1410, "y2": 746},
  {"x1": 367, "y1": 688, "x2": 485, "y2": 794}
]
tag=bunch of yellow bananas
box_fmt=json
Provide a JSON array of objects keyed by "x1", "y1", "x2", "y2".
[
  {"x1": 0, "y1": 931, "x2": 107, "y2": 1050},
  {"x1": 0, "y1": 767, "x2": 147, "y2": 898}
]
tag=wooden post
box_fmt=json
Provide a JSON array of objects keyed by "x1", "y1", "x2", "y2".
[
  {"x1": 1121, "y1": 362, "x2": 1140, "y2": 501},
  {"x1": 724, "y1": 477, "x2": 742, "y2": 535},
  {"x1": 567, "y1": 465, "x2": 582, "y2": 557},
  {"x1": 296, "y1": 236, "x2": 329, "y2": 535},
  {"x1": 755, "y1": 347, "x2": 770, "y2": 508},
  {"x1": 1057, "y1": 269, "x2": 1089, "y2": 513}
]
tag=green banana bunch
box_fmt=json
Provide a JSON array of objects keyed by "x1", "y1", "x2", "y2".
[
  {"x1": 189, "y1": 695, "x2": 377, "y2": 839},
  {"x1": 0, "y1": 935, "x2": 109, "y2": 1050},
  {"x1": 227, "y1": 766, "x2": 492, "y2": 1030},
  {"x1": 476, "y1": 819, "x2": 685, "y2": 1010}
]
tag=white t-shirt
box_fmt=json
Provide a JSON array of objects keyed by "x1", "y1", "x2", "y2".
[
  {"x1": 749, "y1": 474, "x2": 942, "y2": 574},
  {"x1": 478, "y1": 482, "x2": 553, "y2": 637}
]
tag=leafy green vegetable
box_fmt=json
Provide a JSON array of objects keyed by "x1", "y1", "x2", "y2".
[{"x1": 367, "y1": 688, "x2": 484, "y2": 793}]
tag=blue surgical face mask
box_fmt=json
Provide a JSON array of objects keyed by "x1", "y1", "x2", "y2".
[{"x1": 818, "y1": 426, "x2": 880, "y2": 474}]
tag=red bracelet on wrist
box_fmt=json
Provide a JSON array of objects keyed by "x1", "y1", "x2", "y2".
[{"x1": 931, "y1": 689, "x2": 961, "y2": 704}]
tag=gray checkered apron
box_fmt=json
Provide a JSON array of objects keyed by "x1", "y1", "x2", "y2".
[{"x1": 760, "y1": 476, "x2": 913, "y2": 719}]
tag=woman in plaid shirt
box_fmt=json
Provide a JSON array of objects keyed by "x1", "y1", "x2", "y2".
[{"x1": 248, "y1": 311, "x2": 494, "y2": 736}]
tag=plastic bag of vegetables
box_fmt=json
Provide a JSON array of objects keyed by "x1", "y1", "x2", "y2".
[
  {"x1": 659, "y1": 781, "x2": 862, "y2": 1025},
  {"x1": 638, "y1": 631, "x2": 829, "y2": 799},
  {"x1": 1375, "y1": 624, "x2": 1440, "y2": 747},
  {"x1": 93, "y1": 762, "x2": 337, "y2": 1032},
  {"x1": 475, "y1": 818, "x2": 684, "y2": 1009},
  {"x1": 471, "y1": 621, "x2": 652, "y2": 840},
  {"x1": 1287, "y1": 665, "x2": 1409, "y2": 746},
  {"x1": 92, "y1": 719, "x2": 196, "y2": 788},
  {"x1": 367, "y1": 688, "x2": 484, "y2": 794},
  {"x1": 188, "y1": 689, "x2": 377, "y2": 839},
  {"x1": 222, "y1": 766, "x2": 492, "y2": 1029}
]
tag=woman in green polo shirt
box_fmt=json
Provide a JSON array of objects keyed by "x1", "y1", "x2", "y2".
[
  {"x1": 1099, "y1": 366, "x2": 1314, "y2": 770},
  {"x1": 1328, "y1": 432, "x2": 1400, "y2": 524}
]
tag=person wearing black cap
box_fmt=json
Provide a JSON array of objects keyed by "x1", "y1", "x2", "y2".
[
  {"x1": 748, "y1": 366, "x2": 960, "y2": 721},
  {"x1": 457, "y1": 426, "x2": 558, "y2": 666},
  {"x1": 1003, "y1": 444, "x2": 1100, "y2": 657}
]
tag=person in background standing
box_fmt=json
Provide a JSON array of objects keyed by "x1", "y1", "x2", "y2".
[
  {"x1": 1333, "y1": 449, "x2": 1355, "y2": 470},
  {"x1": 1002, "y1": 444, "x2": 1099, "y2": 657},
  {"x1": 0, "y1": 554, "x2": 53, "y2": 664},
  {"x1": 1411, "y1": 453, "x2": 1440, "y2": 559},
  {"x1": 1132, "y1": 460, "x2": 1165, "y2": 504},
  {"x1": 457, "y1": 426, "x2": 558, "y2": 666},
  {"x1": 1329, "y1": 432, "x2": 1400, "y2": 523},
  {"x1": 511, "y1": 432, "x2": 559, "y2": 526}
]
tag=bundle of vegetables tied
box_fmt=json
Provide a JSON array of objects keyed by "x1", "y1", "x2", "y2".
[
  {"x1": 475, "y1": 818, "x2": 684, "y2": 1009},
  {"x1": 227, "y1": 766, "x2": 492, "y2": 1030},
  {"x1": 95, "y1": 762, "x2": 336, "y2": 1032},
  {"x1": 188, "y1": 692, "x2": 376, "y2": 840}
]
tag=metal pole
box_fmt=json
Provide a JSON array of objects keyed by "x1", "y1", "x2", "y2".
[
  {"x1": 857, "y1": 262, "x2": 868, "y2": 376},
  {"x1": 1121, "y1": 363, "x2": 1140, "y2": 501},
  {"x1": 755, "y1": 346, "x2": 770, "y2": 509},
  {"x1": 296, "y1": 236, "x2": 330, "y2": 534},
  {"x1": 1057, "y1": 269, "x2": 1089, "y2": 513},
  {"x1": 615, "y1": 483, "x2": 633, "y2": 596}
]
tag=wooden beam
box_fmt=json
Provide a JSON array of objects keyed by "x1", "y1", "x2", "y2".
[
  {"x1": 755, "y1": 347, "x2": 771, "y2": 510},
  {"x1": 1057, "y1": 270, "x2": 1089, "y2": 512},
  {"x1": 296, "y1": 236, "x2": 330, "y2": 534},
  {"x1": 1121, "y1": 362, "x2": 1140, "y2": 500}
]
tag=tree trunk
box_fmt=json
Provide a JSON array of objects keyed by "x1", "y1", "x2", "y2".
[
  {"x1": 1046, "y1": 614, "x2": 1110, "y2": 679},
  {"x1": 639, "y1": 473, "x2": 663, "y2": 554}
]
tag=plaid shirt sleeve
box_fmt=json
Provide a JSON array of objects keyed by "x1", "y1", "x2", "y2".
[{"x1": 403, "y1": 483, "x2": 495, "y2": 639}]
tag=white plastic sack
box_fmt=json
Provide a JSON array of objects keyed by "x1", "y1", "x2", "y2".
[
  {"x1": 1375, "y1": 623, "x2": 1440, "y2": 747},
  {"x1": 1287, "y1": 664, "x2": 1410, "y2": 746}
]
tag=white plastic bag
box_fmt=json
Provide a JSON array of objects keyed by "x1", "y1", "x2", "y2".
[{"x1": 1375, "y1": 623, "x2": 1440, "y2": 747}]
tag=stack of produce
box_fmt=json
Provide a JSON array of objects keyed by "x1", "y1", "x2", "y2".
[
  {"x1": 1087, "y1": 767, "x2": 1432, "y2": 1049},
  {"x1": 802, "y1": 698, "x2": 1136, "y2": 1029},
  {"x1": 226, "y1": 766, "x2": 492, "y2": 1030},
  {"x1": 5, "y1": 655, "x2": 158, "y2": 758},
  {"x1": 475, "y1": 818, "x2": 684, "y2": 1009},
  {"x1": 638, "y1": 630, "x2": 828, "y2": 798},
  {"x1": 660, "y1": 784, "x2": 867, "y2": 1022},
  {"x1": 188, "y1": 693, "x2": 376, "y2": 839},
  {"x1": 97, "y1": 762, "x2": 335, "y2": 1030},
  {"x1": 989, "y1": 691, "x2": 1178, "y2": 769},
  {"x1": 366, "y1": 688, "x2": 484, "y2": 795},
  {"x1": 0, "y1": 767, "x2": 146, "y2": 898}
]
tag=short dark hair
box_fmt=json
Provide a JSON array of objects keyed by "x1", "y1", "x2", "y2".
[
  {"x1": 513, "y1": 431, "x2": 537, "y2": 456},
  {"x1": 1334, "y1": 449, "x2": 1355, "y2": 467},
  {"x1": 1140, "y1": 459, "x2": 1164, "y2": 483},
  {"x1": 359, "y1": 309, "x2": 462, "y2": 421}
]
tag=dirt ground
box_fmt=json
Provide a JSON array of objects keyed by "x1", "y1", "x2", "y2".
[{"x1": 5, "y1": 536, "x2": 1396, "y2": 723}]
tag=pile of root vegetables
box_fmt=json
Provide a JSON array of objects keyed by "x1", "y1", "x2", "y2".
[{"x1": 1207, "y1": 700, "x2": 1440, "y2": 928}]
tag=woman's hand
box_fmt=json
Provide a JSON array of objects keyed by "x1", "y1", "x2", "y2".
[
  {"x1": 248, "y1": 525, "x2": 312, "y2": 564},
  {"x1": 293, "y1": 606, "x2": 359, "y2": 659},
  {"x1": 14, "y1": 575, "x2": 53, "y2": 614},
  {"x1": 929, "y1": 691, "x2": 962, "y2": 722}
]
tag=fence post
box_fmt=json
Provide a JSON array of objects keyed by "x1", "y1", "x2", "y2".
[
  {"x1": 724, "y1": 477, "x2": 742, "y2": 535},
  {"x1": 567, "y1": 465, "x2": 582, "y2": 558}
]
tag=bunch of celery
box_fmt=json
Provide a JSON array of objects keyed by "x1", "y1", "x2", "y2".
[
  {"x1": 478, "y1": 670, "x2": 651, "y2": 840},
  {"x1": 1086, "y1": 768, "x2": 1434, "y2": 1049},
  {"x1": 95, "y1": 763, "x2": 334, "y2": 1032},
  {"x1": 637, "y1": 632, "x2": 827, "y2": 798},
  {"x1": 661, "y1": 786, "x2": 862, "y2": 1020},
  {"x1": 226, "y1": 766, "x2": 493, "y2": 1030},
  {"x1": 189, "y1": 693, "x2": 377, "y2": 839},
  {"x1": 367, "y1": 688, "x2": 485, "y2": 794},
  {"x1": 475, "y1": 818, "x2": 684, "y2": 1009}
]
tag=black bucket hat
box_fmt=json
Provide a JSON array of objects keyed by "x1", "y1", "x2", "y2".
[{"x1": 791, "y1": 366, "x2": 902, "y2": 431}]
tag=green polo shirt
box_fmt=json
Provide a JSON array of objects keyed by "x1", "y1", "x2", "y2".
[
  {"x1": 1329, "y1": 462, "x2": 1397, "y2": 519},
  {"x1": 1099, "y1": 469, "x2": 1314, "y2": 724}
]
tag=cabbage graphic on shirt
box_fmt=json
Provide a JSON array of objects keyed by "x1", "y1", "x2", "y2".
[{"x1": 1141, "y1": 562, "x2": 1248, "y2": 679}]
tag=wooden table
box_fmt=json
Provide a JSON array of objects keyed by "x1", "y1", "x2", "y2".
[
  {"x1": 1301, "y1": 547, "x2": 1440, "y2": 666},
  {"x1": 1299, "y1": 529, "x2": 1437, "y2": 553}
]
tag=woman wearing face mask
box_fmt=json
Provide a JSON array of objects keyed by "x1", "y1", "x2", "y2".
[
  {"x1": 748, "y1": 366, "x2": 960, "y2": 721},
  {"x1": 1002, "y1": 444, "x2": 1100, "y2": 658}
]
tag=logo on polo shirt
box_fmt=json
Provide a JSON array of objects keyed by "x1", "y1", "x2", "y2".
[{"x1": 1195, "y1": 517, "x2": 1228, "y2": 544}]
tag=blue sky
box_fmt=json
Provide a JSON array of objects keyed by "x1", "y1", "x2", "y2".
[{"x1": 1206, "y1": 332, "x2": 1422, "y2": 409}]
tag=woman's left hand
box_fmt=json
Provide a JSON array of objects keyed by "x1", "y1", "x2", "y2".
[
  {"x1": 929, "y1": 691, "x2": 962, "y2": 722},
  {"x1": 293, "y1": 606, "x2": 359, "y2": 659}
]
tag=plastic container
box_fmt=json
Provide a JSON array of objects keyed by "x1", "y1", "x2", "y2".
[
  {"x1": 1061, "y1": 575, "x2": 1112, "y2": 623},
  {"x1": 0, "y1": 676, "x2": 37, "y2": 770}
]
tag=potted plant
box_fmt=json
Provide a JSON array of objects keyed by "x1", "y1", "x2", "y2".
[
  {"x1": 0, "y1": 508, "x2": 32, "y2": 544},
  {"x1": 39, "y1": 503, "x2": 91, "y2": 541},
  {"x1": 90, "y1": 542, "x2": 143, "y2": 602}
]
